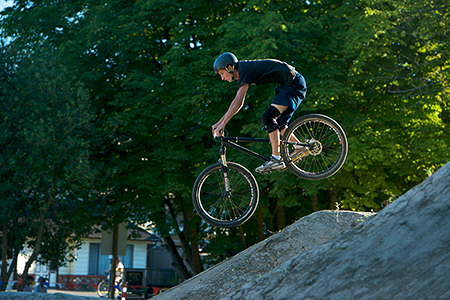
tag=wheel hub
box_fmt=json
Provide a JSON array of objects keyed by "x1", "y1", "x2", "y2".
[{"x1": 309, "y1": 139, "x2": 322, "y2": 156}]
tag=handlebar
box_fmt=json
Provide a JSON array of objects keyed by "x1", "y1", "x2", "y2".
[{"x1": 213, "y1": 129, "x2": 228, "y2": 141}]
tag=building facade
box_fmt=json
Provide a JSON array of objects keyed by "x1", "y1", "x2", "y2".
[{"x1": 5, "y1": 227, "x2": 180, "y2": 292}]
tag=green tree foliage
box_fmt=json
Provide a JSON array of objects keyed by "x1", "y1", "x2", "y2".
[
  {"x1": 322, "y1": 0, "x2": 450, "y2": 210},
  {"x1": 0, "y1": 0, "x2": 448, "y2": 281},
  {"x1": 0, "y1": 45, "x2": 98, "y2": 289}
]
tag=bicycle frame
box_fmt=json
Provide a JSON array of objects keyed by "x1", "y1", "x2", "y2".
[
  {"x1": 218, "y1": 136, "x2": 310, "y2": 167},
  {"x1": 218, "y1": 135, "x2": 311, "y2": 193},
  {"x1": 219, "y1": 136, "x2": 270, "y2": 166}
]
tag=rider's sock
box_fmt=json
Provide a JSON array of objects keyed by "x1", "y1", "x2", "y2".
[{"x1": 271, "y1": 155, "x2": 281, "y2": 160}]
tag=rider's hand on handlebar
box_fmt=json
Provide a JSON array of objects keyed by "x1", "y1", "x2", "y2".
[
  {"x1": 213, "y1": 129, "x2": 224, "y2": 138},
  {"x1": 212, "y1": 123, "x2": 225, "y2": 138}
]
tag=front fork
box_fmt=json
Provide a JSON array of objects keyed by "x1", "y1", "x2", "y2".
[{"x1": 219, "y1": 143, "x2": 231, "y2": 193}]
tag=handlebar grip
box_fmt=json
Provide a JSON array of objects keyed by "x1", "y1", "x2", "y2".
[{"x1": 213, "y1": 130, "x2": 225, "y2": 139}]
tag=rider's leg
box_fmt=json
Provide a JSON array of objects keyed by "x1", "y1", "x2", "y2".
[
  {"x1": 268, "y1": 124, "x2": 303, "y2": 156},
  {"x1": 280, "y1": 126, "x2": 304, "y2": 148},
  {"x1": 279, "y1": 125, "x2": 310, "y2": 160},
  {"x1": 268, "y1": 104, "x2": 288, "y2": 157},
  {"x1": 267, "y1": 77, "x2": 306, "y2": 160},
  {"x1": 269, "y1": 105, "x2": 306, "y2": 156},
  {"x1": 269, "y1": 129, "x2": 281, "y2": 156},
  {"x1": 256, "y1": 104, "x2": 287, "y2": 173},
  {"x1": 280, "y1": 126, "x2": 299, "y2": 143}
]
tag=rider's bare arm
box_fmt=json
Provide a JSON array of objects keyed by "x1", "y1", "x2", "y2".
[{"x1": 212, "y1": 84, "x2": 249, "y2": 135}]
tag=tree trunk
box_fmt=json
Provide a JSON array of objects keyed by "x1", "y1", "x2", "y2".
[
  {"x1": 165, "y1": 198, "x2": 203, "y2": 275},
  {"x1": 276, "y1": 204, "x2": 286, "y2": 230},
  {"x1": 165, "y1": 199, "x2": 194, "y2": 274},
  {"x1": 108, "y1": 224, "x2": 118, "y2": 300},
  {"x1": 162, "y1": 236, "x2": 191, "y2": 280},
  {"x1": 178, "y1": 222, "x2": 203, "y2": 274},
  {"x1": 3, "y1": 220, "x2": 21, "y2": 291},
  {"x1": 50, "y1": 258, "x2": 59, "y2": 291},
  {"x1": 17, "y1": 212, "x2": 46, "y2": 291},
  {"x1": 188, "y1": 230, "x2": 202, "y2": 274},
  {"x1": 256, "y1": 209, "x2": 265, "y2": 241},
  {"x1": 238, "y1": 225, "x2": 246, "y2": 248},
  {"x1": 311, "y1": 194, "x2": 319, "y2": 212},
  {"x1": 159, "y1": 198, "x2": 192, "y2": 280},
  {"x1": 183, "y1": 210, "x2": 203, "y2": 274},
  {"x1": 0, "y1": 223, "x2": 8, "y2": 291},
  {"x1": 330, "y1": 191, "x2": 338, "y2": 209},
  {"x1": 5, "y1": 252, "x2": 19, "y2": 291},
  {"x1": 177, "y1": 229, "x2": 194, "y2": 272}
]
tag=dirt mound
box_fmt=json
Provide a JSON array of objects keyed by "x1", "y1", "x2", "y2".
[{"x1": 154, "y1": 210, "x2": 374, "y2": 300}]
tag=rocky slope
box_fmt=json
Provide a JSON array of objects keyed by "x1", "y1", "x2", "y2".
[
  {"x1": 156, "y1": 162, "x2": 450, "y2": 300},
  {"x1": 154, "y1": 211, "x2": 374, "y2": 300},
  {"x1": 4, "y1": 162, "x2": 449, "y2": 300},
  {"x1": 223, "y1": 161, "x2": 450, "y2": 300},
  {"x1": 1, "y1": 210, "x2": 371, "y2": 300}
]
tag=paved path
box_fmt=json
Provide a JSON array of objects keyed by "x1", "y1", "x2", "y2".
[
  {"x1": 5, "y1": 289, "x2": 98, "y2": 298},
  {"x1": 48, "y1": 289, "x2": 98, "y2": 297}
]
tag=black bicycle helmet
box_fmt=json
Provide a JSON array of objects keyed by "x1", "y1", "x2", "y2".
[{"x1": 213, "y1": 52, "x2": 238, "y2": 74}]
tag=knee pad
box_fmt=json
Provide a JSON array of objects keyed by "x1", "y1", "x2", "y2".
[{"x1": 261, "y1": 106, "x2": 281, "y2": 133}]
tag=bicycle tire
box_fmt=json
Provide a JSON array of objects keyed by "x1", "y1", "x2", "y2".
[
  {"x1": 97, "y1": 280, "x2": 109, "y2": 298},
  {"x1": 280, "y1": 114, "x2": 348, "y2": 180},
  {"x1": 193, "y1": 162, "x2": 259, "y2": 228}
]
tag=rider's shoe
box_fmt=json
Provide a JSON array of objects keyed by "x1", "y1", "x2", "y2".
[
  {"x1": 256, "y1": 156, "x2": 285, "y2": 174},
  {"x1": 290, "y1": 147, "x2": 311, "y2": 163}
]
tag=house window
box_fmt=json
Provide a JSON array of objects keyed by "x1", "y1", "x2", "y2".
[{"x1": 88, "y1": 243, "x2": 134, "y2": 275}]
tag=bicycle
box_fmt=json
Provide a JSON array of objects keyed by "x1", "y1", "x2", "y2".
[
  {"x1": 97, "y1": 277, "x2": 125, "y2": 298},
  {"x1": 192, "y1": 114, "x2": 348, "y2": 228}
]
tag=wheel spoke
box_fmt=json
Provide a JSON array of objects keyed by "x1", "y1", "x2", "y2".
[
  {"x1": 193, "y1": 162, "x2": 259, "y2": 227},
  {"x1": 201, "y1": 168, "x2": 252, "y2": 221},
  {"x1": 281, "y1": 114, "x2": 347, "y2": 180}
]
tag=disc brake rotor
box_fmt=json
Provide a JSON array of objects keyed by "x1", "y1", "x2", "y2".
[{"x1": 308, "y1": 139, "x2": 322, "y2": 156}]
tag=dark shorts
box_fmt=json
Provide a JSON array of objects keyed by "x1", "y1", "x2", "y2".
[{"x1": 271, "y1": 73, "x2": 307, "y2": 127}]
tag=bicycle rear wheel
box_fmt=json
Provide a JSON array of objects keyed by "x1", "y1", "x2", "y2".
[
  {"x1": 97, "y1": 280, "x2": 109, "y2": 298},
  {"x1": 281, "y1": 114, "x2": 348, "y2": 180},
  {"x1": 193, "y1": 162, "x2": 259, "y2": 228}
]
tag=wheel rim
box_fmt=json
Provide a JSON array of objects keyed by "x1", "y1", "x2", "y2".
[
  {"x1": 198, "y1": 166, "x2": 255, "y2": 223},
  {"x1": 98, "y1": 282, "x2": 109, "y2": 297},
  {"x1": 287, "y1": 119, "x2": 344, "y2": 175}
]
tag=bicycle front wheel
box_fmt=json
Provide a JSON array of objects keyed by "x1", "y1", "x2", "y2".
[
  {"x1": 281, "y1": 114, "x2": 348, "y2": 180},
  {"x1": 193, "y1": 162, "x2": 259, "y2": 228},
  {"x1": 97, "y1": 280, "x2": 109, "y2": 298}
]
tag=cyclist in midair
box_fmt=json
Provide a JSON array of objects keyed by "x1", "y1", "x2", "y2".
[{"x1": 212, "y1": 52, "x2": 309, "y2": 173}]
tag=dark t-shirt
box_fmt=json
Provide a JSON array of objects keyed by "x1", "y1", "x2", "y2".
[{"x1": 236, "y1": 59, "x2": 297, "y2": 89}]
